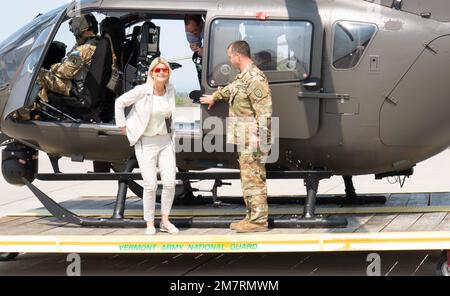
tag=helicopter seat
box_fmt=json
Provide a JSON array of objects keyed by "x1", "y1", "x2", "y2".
[
  {"x1": 99, "y1": 17, "x2": 126, "y2": 122},
  {"x1": 100, "y1": 17, "x2": 126, "y2": 70},
  {"x1": 47, "y1": 37, "x2": 113, "y2": 122}
]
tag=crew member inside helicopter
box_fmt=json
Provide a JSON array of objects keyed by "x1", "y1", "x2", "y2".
[
  {"x1": 184, "y1": 14, "x2": 204, "y2": 84},
  {"x1": 36, "y1": 13, "x2": 116, "y2": 122},
  {"x1": 37, "y1": 14, "x2": 100, "y2": 106}
]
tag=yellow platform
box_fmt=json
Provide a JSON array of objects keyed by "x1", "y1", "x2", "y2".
[
  {"x1": 1, "y1": 193, "x2": 449, "y2": 254},
  {"x1": 1, "y1": 232, "x2": 450, "y2": 254}
]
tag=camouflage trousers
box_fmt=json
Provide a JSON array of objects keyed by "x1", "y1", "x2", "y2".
[{"x1": 238, "y1": 149, "x2": 269, "y2": 224}]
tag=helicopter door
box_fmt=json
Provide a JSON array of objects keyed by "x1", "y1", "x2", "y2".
[
  {"x1": 204, "y1": 17, "x2": 323, "y2": 140},
  {"x1": 380, "y1": 35, "x2": 450, "y2": 147},
  {"x1": 0, "y1": 3, "x2": 73, "y2": 121}
]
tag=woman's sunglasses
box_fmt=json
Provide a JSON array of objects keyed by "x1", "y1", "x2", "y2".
[{"x1": 153, "y1": 67, "x2": 170, "y2": 74}]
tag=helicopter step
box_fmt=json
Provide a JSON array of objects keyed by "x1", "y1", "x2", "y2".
[{"x1": 23, "y1": 169, "x2": 350, "y2": 228}]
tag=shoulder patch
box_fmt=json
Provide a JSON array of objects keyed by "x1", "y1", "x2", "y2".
[
  {"x1": 254, "y1": 88, "x2": 264, "y2": 99},
  {"x1": 67, "y1": 51, "x2": 82, "y2": 67}
]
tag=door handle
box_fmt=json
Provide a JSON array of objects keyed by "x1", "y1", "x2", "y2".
[
  {"x1": 298, "y1": 92, "x2": 350, "y2": 100},
  {"x1": 302, "y1": 82, "x2": 318, "y2": 88},
  {"x1": 301, "y1": 78, "x2": 320, "y2": 91}
]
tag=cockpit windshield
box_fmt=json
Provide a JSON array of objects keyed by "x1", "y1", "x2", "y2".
[
  {"x1": 0, "y1": 4, "x2": 69, "y2": 91},
  {"x1": 0, "y1": 4, "x2": 67, "y2": 55}
]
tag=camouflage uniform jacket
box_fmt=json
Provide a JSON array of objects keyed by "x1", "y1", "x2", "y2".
[
  {"x1": 212, "y1": 63, "x2": 272, "y2": 146},
  {"x1": 37, "y1": 37, "x2": 98, "y2": 101}
]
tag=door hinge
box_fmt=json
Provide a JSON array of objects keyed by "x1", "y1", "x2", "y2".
[
  {"x1": 424, "y1": 43, "x2": 438, "y2": 54},
  {"x1": 385, "y1": 95, "x2": 398, "y2": 105}
]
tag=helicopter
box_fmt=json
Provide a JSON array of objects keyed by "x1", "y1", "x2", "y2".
[{"x1": 1, "y1": 0, "x2": 450, "y2": 228}]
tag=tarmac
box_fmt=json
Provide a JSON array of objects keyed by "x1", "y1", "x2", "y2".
[{"x1": 0, "y1": 251, "x2": 442, "y2": 276}]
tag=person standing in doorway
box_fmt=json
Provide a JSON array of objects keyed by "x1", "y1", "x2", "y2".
[{"x1": 115, "y1": 57, "x2": 178, "y2": 235}]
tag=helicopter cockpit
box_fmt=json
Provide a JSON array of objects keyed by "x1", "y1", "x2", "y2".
[{"x1": 27, "y1": 11, "x2": 197, "y2": 124}]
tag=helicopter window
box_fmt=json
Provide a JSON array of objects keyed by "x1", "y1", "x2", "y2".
[
  {"x1": 208, "y1": 19, "x2": 313, "y2": 87},
  {"x1": 0, "y1": 5, "x2": 66, "y2": 90},
  {"x1": 20, "y1": 26, "x2": 54, "y2": 79},
  {"x1": 0, "y1": 36, "x2": 35, "y2": 86},
  {"x1": 0, "y1": 4, "x2": 66, "y2": 53},
  {"x1": 333, "y1": 21, "x2": 377, "y2": 69}
]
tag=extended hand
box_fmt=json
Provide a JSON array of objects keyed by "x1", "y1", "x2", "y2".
[{"x1": 200, "y1": 95, "x2": 215, "y2": 110}]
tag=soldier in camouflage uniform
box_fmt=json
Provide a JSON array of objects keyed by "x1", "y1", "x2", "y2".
[
  {"x1": 37, "y1": 14, "x2": 99, "y2": 102},
  {"x1": 201, "y1": 40, "x2": 272, "y2": 233}
]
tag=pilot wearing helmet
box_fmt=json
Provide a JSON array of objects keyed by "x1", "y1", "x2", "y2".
[{"x1": 37, "y1": 13, "x2": 99, "y2": 102}]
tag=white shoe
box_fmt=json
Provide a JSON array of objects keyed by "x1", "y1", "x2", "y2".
[
  {"x1": 145, "y1": 226, "x2": 156, "y2": 235},
  {"x1": 160, "y1": 222, "x2": 179, "y2": 234}
]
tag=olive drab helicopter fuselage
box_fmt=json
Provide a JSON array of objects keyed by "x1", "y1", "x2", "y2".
[{"x1": 1, "y1": 0, "x2": 450, "y2": 228}]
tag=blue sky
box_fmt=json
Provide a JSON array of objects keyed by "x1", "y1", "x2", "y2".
[
  {"x1": 0, "y1": 0, "x2": 71, "y2": 42},
  {"x1": 0, "y1": 0, "x2": 199, "y2": 92}
]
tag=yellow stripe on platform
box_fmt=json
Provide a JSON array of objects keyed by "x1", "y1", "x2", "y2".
[
  {"x1": 0, "y1": 232, "x2": 450, "y2": 254},
  {"x1": 10, "y1": 205, "x2": 450, "y2": 218}
]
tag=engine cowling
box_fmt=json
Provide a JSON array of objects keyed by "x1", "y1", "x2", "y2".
[{"x1": 1, "y1": 143, "x2": 38, "y2": 186}]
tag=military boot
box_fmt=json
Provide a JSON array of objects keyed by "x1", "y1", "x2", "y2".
[
  {"x1": 234, "y1": 221, "x2": 269, "y2": 233},
  {"x1": 230, "y1": 197, "x2": 251, "y2": 230},
  {"x1": 230, "y1": 218, "x2": 250, "y2": 230}
]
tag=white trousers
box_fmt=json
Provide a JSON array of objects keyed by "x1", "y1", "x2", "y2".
[{"x1": 135, "y1": 135, "x2": 176, "y2": 222}]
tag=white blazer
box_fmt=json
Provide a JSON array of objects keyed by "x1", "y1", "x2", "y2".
[{"x1": 115, "y1": 82, "x2": 176, "y2": 147}]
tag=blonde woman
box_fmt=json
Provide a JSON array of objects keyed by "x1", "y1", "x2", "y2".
[{"x1": 115, "y1": 57, "x2": 178, "y2": 235}]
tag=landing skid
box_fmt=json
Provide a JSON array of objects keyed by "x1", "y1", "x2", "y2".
[
  {"x1": 128, "y1": 174, "x2": 386, "y2": 207},
  {"x1": 23, "y1": 177, "x2": 347, "y2": 228},
  {"x1": 341, "y1": 175, "x2": 387, "y2": 205},
  {"x1": 201, "y1": 195, "x2": 387, "y2": 206},
  {"x1": 338, "y1": 195, "x2": 387, "y2": 205},
  {"x1": 24, "y1": 169, "x2": 347, "y2": 228},
  {"x1": 0, "y1": 253, "x2": 19, "y2": 262},
  {"x1": 274, "y1": 216, "x2": 347, "y2": 228}
]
